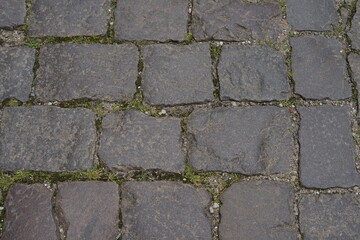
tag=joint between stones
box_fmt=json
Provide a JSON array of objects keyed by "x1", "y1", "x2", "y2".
[
  {"x1": 210, "y1": 43, "x2": 222, "y2": 100},
  {"x1": 52, "y1": 186, "x2": 68, "y2": 240}
]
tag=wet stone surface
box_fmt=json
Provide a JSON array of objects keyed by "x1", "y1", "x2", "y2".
[
  {"x1": 35, "y1": 44, "x2": 138, "y2": 102},
  {"x1": 299, "y1": 194, "x2": 360, "y2": 239},
  {"x1": 56, "y1": 181, "x2": 120, "y2": 240},
  {"x1": 187, "y1": 107, "x2": 295, "y2": 174},
  {"x1": 115, "y1": 0, "x2": 188, "y2": 41},
  {"x1": 28, "y1": 0, "x2": 111, "y2": 37},
  {"x1": 99, "y1": 111, "x2": 184, "y2": 172},
  {"x1": 298, "y1": 106, "x2": 360, "y2": 188},
  {"x1": 121, "y1": 181, "x2": 211, "y2": 240},
  {"x1": 142, "y1": 43, "x2": 213, "y2": 105},
  {"x1": 192, "y1": 0, "x2": 285, "y2": 41},
  {"x1": 2, "y1": 184, "x2": 57, "y2": 240},
  {"x1": 349, "y1": 1, "x2": 360, "y2": 49},
  {"x1": 218, "y1": 45, "x2": 290, "y2": 101},
  {"x1": 0, "y1": 46, "x2": 35, "y2": 102},
  {"x1": 220, "y1": 181, "x2": 297, "y2": 240},
  {"x1": 0, "y1": 0, "x2": 26, "y2": 28},
  {"x1": 0, "y1": 106, "x2": 96, "y2": 171},
  {"x1": 291, "y1": 36, "x2": 351, "y2": 99}
]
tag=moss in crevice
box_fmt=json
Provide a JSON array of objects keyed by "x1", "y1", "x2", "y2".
[{"x1": 210, "y1": 44, "x2": 222, "y2": 99}]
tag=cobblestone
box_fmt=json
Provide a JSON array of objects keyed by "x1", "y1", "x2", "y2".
[
  {"x1": 0, "y1": 0, "x2": 26, "y2": 28},
  {"x1": 349, "y1": 1, "x2": 360, "y2": 49}
]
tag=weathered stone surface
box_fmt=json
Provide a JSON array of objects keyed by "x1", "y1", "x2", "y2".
[
  {"x1": 57, "y1": 181, "x2": 119, "y2": 240},
  {"x1": 300, "y1": 194, "x2": 360, "y2": 239},
  {"x1": 142, "y1": 43, "x2": 213, "y2": 105},
  {"x1": 115, "y1": 0, "x2": 188, "y2": 41},
  {"x1": 121, "y1": 181, "x2": 211, "y2": 240},
  {"x1": 286, "y1": 0, "x2": 338, "y2": 31},
  {"x1": 0, "y1": 47, "x2": 35, "y2": 102},
  {"x1": 220, "y1": 181, "x2": 297, "y2": 240},
  {"x1": 0, "y1": 0, "x2": 26, "y2": 28},
  {"x1": 298, "y1": 106, "x2": 360, "y2": 188},
  {"x1": 192, "y1": 0, "x2": 285, "y2": 41},
  {"x1": 35, "y1": 44, "x2": 138, "y2": 101},
  {"x1": 291, "y1": 36, "x2": 351, "y2": 99},
  {"x1": 349, "y1": 1, "x2": 360, "y2": 49},
  {"x1": 218, "y1": 45, "x2": 290, "y2": 101},
  {"x1": 187, "y1": 107, "x2": 295, "y2": 174},
  {"x1": 2, "y1": 184, "x2": 57, "y2": 240},
  {"x1": 349, "y1": 53, "x2": 360, "y2": 106},
  {"x1": 99, "y1": 111, "x2": 184, "y2": 172},
  {"x1": 28, "y1": 0, "x2": 110, "y2": 37},
  {"x1": 0, "y1": 106, "x2": 96, "y2": 171}
]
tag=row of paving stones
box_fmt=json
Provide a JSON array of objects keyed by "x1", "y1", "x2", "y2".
[
  {"x1": 1, "y1": 36, "x2": 359, "y2": 104},
  {"x1": 2, "y1": 181, "x2": 360, "y2": 240},
  {"x1": 0, "y1": 105, "x2": 359, "y2": 189}
]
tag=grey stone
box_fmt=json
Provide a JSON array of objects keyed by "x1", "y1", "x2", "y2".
[
  {"x1": 57, "y1": 181, "x2": 119, "y2": 240},
  {"x1": 349, "y1": 53, "x2": 360, "y2": 106},
  {"x1": 220, "y1": 181, "x2": 297, "y2": 240},
  {"x1": 349, "y1": 1, "x2": 360, "y2": 49},
  {"x1": 298, "y1": 106, "x2": 360, "y2": 188},
  {"x1": 0, "y1": 47, "x2": 35, "y2": 102},
  {"x1": 218, "y1": 45, "x2": 290, "y2": 101},
  {"x1": 291, "y1": 36, "x2": 351, "y2": 99},
  {"x1": 187, "y1": 107, "x2": 295, "y2": 174},
  {"x1": 286, "y1": 0, "x2": 338, "y2": 31},
  {"x1": 2, "y1": 184, "x2": 57, "y2": 240},
  {"x1": 142, "y1": 43, "x2": 213, "y2": 105},
  {"x1": 0, "y1": 106, "x2": 96, "y2": 171},
  {"x1": 192, "y1": 0, "x2": 285, "y2": 41},
  {"x1": 300, "y1": 194, "x2": 360, "y2": 239},
  {"x1": 115, "y1": 0, "x2": 188, "y2": 41},
  {"x1": 28, "y1": 0, "x2": 110, "y2": 37},
  {"x1": 99, "y1": 111, "x2": 184, "y2": 172},
  {"x1": 35, "y1": 44, "x2": 138, "y2": 101},
  {"x1": 121, "y1": 181, "x2": 211, "y2": 240},
  {"x1": 0, "y1": 0, "x2": 26, "y2": 28}
]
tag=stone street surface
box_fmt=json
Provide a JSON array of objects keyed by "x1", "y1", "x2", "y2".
[{"x1": 1, "y1": 0, "x2": 360, "y2": 239}]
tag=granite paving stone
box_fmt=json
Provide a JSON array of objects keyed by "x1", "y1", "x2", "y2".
[
  {"x1": 300, "y1": 194, "x2": 360, "y2": 239},
  {"x1": 0, "y1": 0, "x2": 26, "y2": 28},
  {"x1": 28, "y1": 0, "x2": 111, "y2": 37},
  {"x1": 35, "y1": 44, "x2": 138, "y2": 101},
  {"x1": 349, "y1": 53, "x2": 360, "y2": 105},
  {"x1": 286, "y1": 0, "x2": 338, "y2": 31},
  {"x1": 187, "y1": 107, "x2": 295, "y2": 174},
  {"x1": 349, "y1": 1, "x2": 360, "y2": 49},
  {"x1": 99, "y1": 111, "x2": 184, "y2": 172},
  {"x1": 142, "y1": 43, "x2": 213, "y2": 105},
  {"x1": 218, "y1": 45, "x2": 290, "y2": 101},
  {"x1": 192, "y1": 0, "x2": 285, "y2": 41},
  {"x1": 121, "y1": 181, "x2": 211, "y2": 240},
  {"x1": 0, "y1": 106, "x2": 96, "y2": 171},
  {"x1": 56, "y1": 181, "x2": 119, "y2": 240},
  {"x1": 298, "y1": 106, "x2": 360, "y2": 188},
  {"x1": 0, "y1": 46, "x2": 35, "y2": 102},
  {"x1": 219, "y1": 181, "x2": 297, "y2": 240},
  {"x1": 291, "y1": 36, "x2": 351, "y2": 99},
  {"x1": 115, "y1": 0, "x2": 188, "y2": 41},
  {"x1": 2, "y1": 184, "x2": 57, "y2": 240}
]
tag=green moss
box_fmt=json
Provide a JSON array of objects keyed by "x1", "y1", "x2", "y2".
[
  {"x1": 0, "y1": 99, "x2": 22, "y2": 108},
  {"x1": 184, "y1": 33, "x2": 193, "y2": 43},
  {"x1": 278, "y1": 0, "x2": 286, "y2": 15},
  {"x1": 25, "y1": 38, "x2": 41, "y2": 49},
  {"x1": 279, "y1": 97, "x2": 300, "y2": 107},
  {"x1": 210, "y1": 45, "x2": 222, "y2": 59}
]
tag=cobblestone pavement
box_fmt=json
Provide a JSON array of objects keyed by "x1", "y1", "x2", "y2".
[{"x1": 1, "y1": 0, "x2": 360, "y2": 239}]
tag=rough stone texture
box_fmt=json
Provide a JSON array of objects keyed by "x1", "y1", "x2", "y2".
[
  {"x1": 2, "y1": 184, "x2": 57, "y2": 240},
  {"x1": 0, "y1": 106, "x2": 96, "y2": 171},
  {"x1": 99, "y1": 111, "x2": 184, "y2": 172},
  {"x1": 218, "y1": 45, "x2": 290, "y2": 101},
  {"x1": 349, "y1": 53, "x2": 360, "y2": 106},
  {"x1": 121, "y1": 181, "x2": 211, "y2": 240},
  {"x1": 349, "y1": 1, "x2": 360, "y2": 49},
  {"x1": 291, "y1": 36, "x2": 351, "y2": 99},
  {"x1": 298, "y1": 106, "x2": 360, "y2": 188},
  {"x1": 187, "y1": 107, "x2": 295, "y2": 174},
  {"x1": 0, "y1": 0, "x2": 26, "y2": 28},
  {"x1": 0, "y1": 47, "x2": 35, "y2": 102},
  {"x1": 300, "y1": 194, "x2": 360, "y2": 239},
  {"x1": 220, "y1": 181, "x2": 297, "y2": 240},
  {"x1": 115, "y1": 0, "x2": 188, "y2": 41},
  {"x1": 28, "y1": 0, "x2": 110, "y2": 37},
  {"x1": 192, "y1": 0, "x2": 285, "y2": 41},
  {"x1": 286, "y1": 0, "x2": 338, "y2": 31},
  {"x1": 35, "y1": 44, "x2": 138, "y2": 101},
  {"x1": 142, "y1": 43, "x2": 213, "y2": 105},
  {"x1": 57, "y1": 181, "x2": 119, "y2": 240}
]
